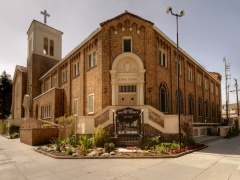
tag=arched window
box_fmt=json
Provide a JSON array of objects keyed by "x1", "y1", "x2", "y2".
[
  {"x1": 159, "y1": 83, "x2": 168, "y2": 113},
  {"x1": 50, "y1": 40, "x2": 54, "y2": 56},
  {"x1": 43, "y1": 37, "x2": 48, "y2": 54},
  {"x1": 35, "y1": 104, "x2": 38, "y2": 119},
  {"x1": 176, "y1": 89, "x2": 183, "y2": 114},
  {"x1": 205, "y1": 100, "x2": 209, "y2": 118},
  {"x1": 212, "y1": 102, "x2": 215, "y2": 119},
  {"x1": 216, "y1": 104, "x2": 219, "y2": 118},
  {"x1": 188, "y1": 94, "x2": 194, "y2": 115},
  {"x1": 198, "y1": 97, "x2": 202, "y2": 117}
]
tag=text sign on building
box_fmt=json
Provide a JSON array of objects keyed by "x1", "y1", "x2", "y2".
[{"x1": 117, "y1": 77, "x2": 138, "y2": 83}]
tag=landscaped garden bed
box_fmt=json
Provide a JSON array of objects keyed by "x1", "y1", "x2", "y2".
[
  {"x1": 35, "y1": 125, "x2": 207, "y2": 159},
  {"x1": 36, "y1": 143, "x2": 207, "y2": 159}
]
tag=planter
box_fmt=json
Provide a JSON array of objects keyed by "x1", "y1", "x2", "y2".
[{"x1": 20, "y1": 128, "x2": 58, "y2": 146}]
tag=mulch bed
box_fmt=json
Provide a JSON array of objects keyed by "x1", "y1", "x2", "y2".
[{"x1": 35, "y1": 145, "x2": 208, "y2": 159}]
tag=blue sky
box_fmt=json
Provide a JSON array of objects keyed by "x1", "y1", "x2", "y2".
[{"x1": 0, "y1": 0, "x2": 240, "y2": 104}]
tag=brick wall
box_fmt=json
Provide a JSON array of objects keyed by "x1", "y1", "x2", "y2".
[
  {"x1": 33, "y1": 12, "x2": 222, "y2": 124},
  {"x1": 27, "y1": 54, "x2": 59, "y2": 117},
  {"x1": 20, "y1": 128, "x2": 58, "y2": 146}
]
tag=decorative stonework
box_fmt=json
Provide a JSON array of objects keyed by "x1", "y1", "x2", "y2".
[
  {"x1": 148, "y1": 110, "x2": 164, "y2": 128},
  {"x1": 94, "y1": 110, "x2": 109, "y2": 127},
  {"x1": 111, "y1": 53, "x2": 146, "y2": 106},
  {"x1": 117, "y1": 62, "x2": 138, "y2": 73}
]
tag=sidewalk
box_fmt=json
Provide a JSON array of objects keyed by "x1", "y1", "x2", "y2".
[
  {"x1": 194, "y1": 135, "x2": 222, "y2": 144},
  {"x1": 1, "y1": 135, "x2": 240, "y2": 179}
]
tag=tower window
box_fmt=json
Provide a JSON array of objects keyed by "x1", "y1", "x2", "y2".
[
  {"x1": 50, "y1": 40, "x2": 54, "y2": 56},
  {"x1": 43, "y1": 37, "x2": 48, "y2": 54}
]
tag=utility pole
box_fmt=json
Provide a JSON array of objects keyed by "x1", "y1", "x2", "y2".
[
  {"x1": 223, "y1": 57, "x2": 231, "y2": 121},
  {"x1": 230, "y1": 78, "x2": 240, "y2": 116}
]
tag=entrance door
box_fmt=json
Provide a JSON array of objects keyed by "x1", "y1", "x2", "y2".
[
  {"x1": 118, "y1": 85, "x2": 137, "y2": 106},
  {"x1": 116, "y1": 107, "x2": 141, "y2": 135}
]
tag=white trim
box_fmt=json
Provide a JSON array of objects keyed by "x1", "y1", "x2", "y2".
[
  {"x1": 88, "y1": 93, "x2": 94, "y2": 114},
  {"x1": 73, "y1": 98, "x2": 78, "y2": 116}
]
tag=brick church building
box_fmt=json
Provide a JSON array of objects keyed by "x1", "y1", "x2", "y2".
[{"x1": 11, "y1": 11, "x2": 221, "y2": 138}]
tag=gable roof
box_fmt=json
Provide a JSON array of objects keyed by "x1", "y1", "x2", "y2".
[
  {"x1": 27, "y1": 20, "x2": 63, "y2": 35},
  {"x1": 13, "y1": 65, "x2": 27, "y2": 82},
  {"x1": 100, "y1": 10, "x2": 154, "y2": 26}
]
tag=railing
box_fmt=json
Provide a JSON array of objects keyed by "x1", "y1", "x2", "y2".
[
  {"x1": 148, "y1": 109, "x2": 164, "y2": 128},
  {"x1": 94, "y1": 109, "x2": 110, "y2": 127}
]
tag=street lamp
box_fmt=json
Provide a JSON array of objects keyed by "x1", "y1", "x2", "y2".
[{"x1": 165, "y1": 6, "x2": 185, "y2": 151}]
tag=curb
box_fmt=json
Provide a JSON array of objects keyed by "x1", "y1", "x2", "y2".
[{"x1": 35, "y1": 145, "x2": 208, "y2": 159}]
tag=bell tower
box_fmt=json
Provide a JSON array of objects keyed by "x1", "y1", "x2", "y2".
[
  {"x1": 26, "y1": 17, "x2": 63, "y2": 117},
  {"x1": 27, "y1": 20, "x2": 63, "y2": 60}
]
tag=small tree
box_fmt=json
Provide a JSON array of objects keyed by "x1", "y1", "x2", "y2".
[
  {"x1": 92, "y1": 125, "x2": 110, "y2": 147},
  {"x1": 0, "y1": 71, "x2": 12, "y2": 119},
  {"x1": 56, "y1": 115, "x2": 75, "y2": 137}
]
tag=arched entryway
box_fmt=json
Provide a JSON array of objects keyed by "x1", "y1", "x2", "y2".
[{"x1": 110, "y1": 53, "x2": 146, "y2": 106}]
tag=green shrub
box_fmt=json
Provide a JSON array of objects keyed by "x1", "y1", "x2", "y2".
[
  {"x1": 104, "y1": 143, "x2": 115, "y2": 153},
  {"x1": 79, "y1": 145, "x2": 89, "y2": 156},
  {"x1": 144, "y1": 136, "x2": 160, "y2": 150},
  {"x1": 9, "y1": 125, "x2": 19, "y2": 134},
  {"x1": 79, "y1": 135, "x2": 92, "y2": 149},
  {"x1": 10, "y1": 133, "x2": 19, "y2": 139},
  {"x1": 181, "y1": 137, "x2": 196, "y2": 146},
  {"x1": 2, "y1": 121, "x2": 7, "y2": 135},
  {"x1": 93, "y1": 125, "x2": 110, "y2": 147},
  {"x1": 55, "y1": 115, "x2": 75, "y2": 137},
  {"x1": 226, "y1": 126, "x2": 239, "y2": 138},
  {"x1": 41, "y1": 124, "x2": 51, "y2": 128},
  {"x1": 50, "y1": 137, "x2": 64, "y2": 151},
  {"x1": 170, "y1": 142, "x2": 180, "y2": 150},
  {"x1": 66, "y1": 147, "x2": 73, "y2": 155},
  {"x1": 155, "y1": 143, "x2": 167, "y2": 153},
  {"x1": 69, "y1": 135, "x2": 80, "y2": 147}
]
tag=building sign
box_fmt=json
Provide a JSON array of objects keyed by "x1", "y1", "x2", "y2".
[
  {"x1": 116, "y1": 107, "x2": 141, "y2": 116},
  {"x1": 117, "y1": 77, "x2": 138, "y2": 83}
]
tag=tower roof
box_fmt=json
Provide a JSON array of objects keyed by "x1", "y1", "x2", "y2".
[{"x1": 27, "y1": 20, "x2": 63, "y2": 35}]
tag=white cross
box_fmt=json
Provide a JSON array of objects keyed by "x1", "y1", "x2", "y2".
[{"x1": 41, "y1": 10, "x2": 50, "y2": 24}]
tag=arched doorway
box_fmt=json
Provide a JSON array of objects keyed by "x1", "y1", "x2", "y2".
[{"x1": 110, "y1": 53, "x2": 145, "y2": 106}]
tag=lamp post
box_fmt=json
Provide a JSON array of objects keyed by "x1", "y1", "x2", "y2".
[{"x1": 165, "y1": 6, "x2": 185, "y2": 151}]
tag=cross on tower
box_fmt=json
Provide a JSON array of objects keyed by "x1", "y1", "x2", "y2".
[{"x1": 41, "y1": 10, "x2": 50, "y2": 24}]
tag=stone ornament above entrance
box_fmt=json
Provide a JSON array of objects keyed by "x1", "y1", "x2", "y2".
[
  {"x1": 117, "y1": 62, "x2": 138, "y2": 73},
  {"x1": 112, "y1": 52, "x2": 144, "y2": 72},
  {"x1": 110, "y1": 52, "x2": 146, "y2": 106}
]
